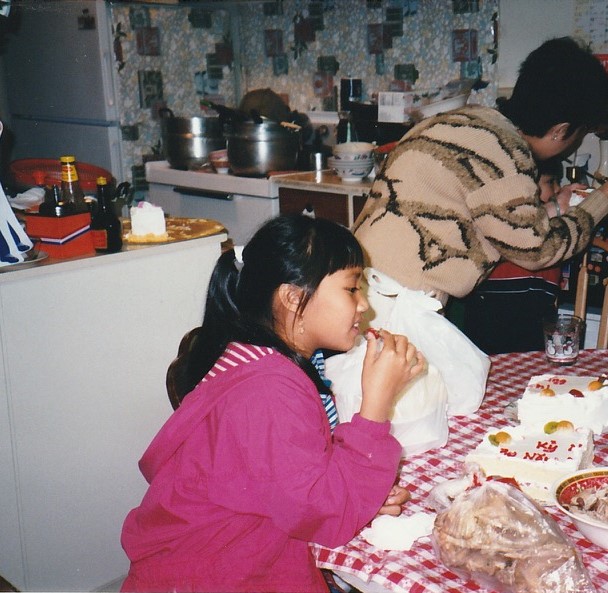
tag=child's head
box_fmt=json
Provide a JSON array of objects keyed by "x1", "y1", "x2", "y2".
[
  {"x1": 186, "y1": 215, "x2": 365, "y2": 392},
  {"x1": 537, "y1": 158, "x2": 563, "y2": 203},
  {"x1": 236, "y1": 214, "x2": 364, "y2": 329}
]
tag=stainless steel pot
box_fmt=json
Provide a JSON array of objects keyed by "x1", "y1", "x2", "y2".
[
  {"x1": 224, "y1": 118, "x2": 300, "y2": 176},
  {"x1": 160, "y1": 109, "x2": 225, "y2": 170}
]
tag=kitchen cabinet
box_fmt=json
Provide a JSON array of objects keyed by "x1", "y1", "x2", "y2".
[
  {"x1": 0, "y1": 233, "x2": 225, "y2": 591},
  {"x1": 278, "y1": 187, "x2": 367, "y2": 227},
  {"x1": 275, "y1": 171, "x2": 372, "y2": 227}
]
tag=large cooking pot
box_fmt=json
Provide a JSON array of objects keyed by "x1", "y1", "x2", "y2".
[
  {"x1": 160, "y1": 108, "x2": 225, "y2": 170},
  {"x1": 224, "y1": 118, "x2": 300, "y2": 176}
]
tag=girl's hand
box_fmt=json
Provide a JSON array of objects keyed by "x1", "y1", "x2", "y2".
[
  {"x1": 359, "y1": 329, "x2": 426, "y2": 422},
  {"x1": 376, "y1": 484, "x2": 411, "y2": 517}
]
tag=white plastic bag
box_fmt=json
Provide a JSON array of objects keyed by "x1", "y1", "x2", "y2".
[
  {"x1": 327, "y1": 337, "x2": 449, "y2": 456},
  {"x1": 363, "y1": 268, "x2": 489, "y2": 416}
]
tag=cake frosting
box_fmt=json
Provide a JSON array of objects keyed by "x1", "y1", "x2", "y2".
[
  {"x1": 516, "y1": 374, "x2": 608, "y2": 435},
  {"x1": 129, "y1": 202, "x2": 168, "y2": 240},
  {"x1": 466, "y1": 424, "x2": 594, "y2": 503}
]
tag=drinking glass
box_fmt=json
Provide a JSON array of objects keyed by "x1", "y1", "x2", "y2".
[{"x1": 543, "y1": 314, "x2": 583, "y2": 365}]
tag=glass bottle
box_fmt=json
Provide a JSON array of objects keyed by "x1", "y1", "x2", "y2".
[
  {"x1": 59, "y1": 155, "x2": 87, "y2": 213},
  {"x1": 90, "y1": 176, "x2": 122, "y2": 253},
  {"x1": 336, "y1": 111, "x2": 358, "y2": 144},
  {"x1": 39, "y1": 185, "x2": 72, "y2": 217}
]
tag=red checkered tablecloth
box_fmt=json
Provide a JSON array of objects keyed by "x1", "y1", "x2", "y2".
[{"x1": 312, "y1": 349, "x2": 608, "y2": 593}]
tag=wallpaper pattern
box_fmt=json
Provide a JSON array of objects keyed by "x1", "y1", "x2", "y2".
[{"x1": 109, "y1": 0, "x2": 499, "y2": 186}]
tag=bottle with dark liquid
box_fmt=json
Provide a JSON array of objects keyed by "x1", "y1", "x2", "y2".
[
  {"x1": 39, "y1": 185, "x2": 73, "y2": 217},
  {"x1": 336, "y1": 111, "x2": 357, "y2": 144},
  {"x1": 59, "y1": 155, "x2": 88, "y2": 213},
  {"x1": 90, "y1": 176, "x2": 122, "y2": 253}
]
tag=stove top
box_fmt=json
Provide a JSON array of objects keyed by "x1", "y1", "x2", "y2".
[{"x1": 145, "y1": 161, "x2": 279, "y2": 198}]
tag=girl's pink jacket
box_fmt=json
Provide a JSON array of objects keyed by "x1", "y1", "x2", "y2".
[{"x1": 121, "y1": 343, "x2": 401, "y2": 592}]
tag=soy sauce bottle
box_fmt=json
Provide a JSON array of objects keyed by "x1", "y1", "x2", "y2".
[
  {"x1": 59, "y1": 155, "x2": 87, "y2": 213},
  {"x1": 90, "y1": 176, "x2": 122, "y2": 253}
]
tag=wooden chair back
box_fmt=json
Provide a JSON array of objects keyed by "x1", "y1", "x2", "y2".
[
  {"x1": 573, "y1": 253, "x2": 608, "y2": 349},
  {"x1": 166, "y1": 327, "x2": 203, "y2": 410}
]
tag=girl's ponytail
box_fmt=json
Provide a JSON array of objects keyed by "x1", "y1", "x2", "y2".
[{"x1": 178, "y1": 248, "x2": 241, "y2": 396}]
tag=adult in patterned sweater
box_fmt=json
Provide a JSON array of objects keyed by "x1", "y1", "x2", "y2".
[
  {"x1": 354, "y1": 37, "x2": 608, "y2": 314},
  {"x1": 456, "y1": 158, "x2": 585, "y2": 353}
]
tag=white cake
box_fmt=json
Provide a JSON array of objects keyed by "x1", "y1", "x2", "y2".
[
  {"x1": 517, "y1": 375, "x2": 608, "y2": 435},
  {"x1": 466, "y1": 423, "x2": 594, "y2": 503},
  {"x1": 129, "y1": 202, "x2": 168, "y2": 240}
]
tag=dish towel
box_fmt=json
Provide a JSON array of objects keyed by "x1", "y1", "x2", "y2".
[{"x1": 0, "y1": 183, "x2": 33, "y2": 266}]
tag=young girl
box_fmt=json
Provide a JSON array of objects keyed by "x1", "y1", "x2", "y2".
[{"x1": 120, "y1": 214, "x2": 425, "y2": 593}]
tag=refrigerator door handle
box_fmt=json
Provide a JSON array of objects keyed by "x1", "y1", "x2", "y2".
[{"x1": 172, "y1": 187, "x2": 234, "y2": 201}]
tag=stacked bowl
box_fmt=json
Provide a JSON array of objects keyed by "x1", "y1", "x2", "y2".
[{"x1": 329, "y1": 142, "x2": 375, "y2": 182}]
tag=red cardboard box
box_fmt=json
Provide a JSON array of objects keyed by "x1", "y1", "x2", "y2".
[{"x1": 25, "y1": 212, "x2": 95, "y2": 259}]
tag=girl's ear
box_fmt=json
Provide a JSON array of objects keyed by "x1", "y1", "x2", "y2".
[{"x1": 277, "y1": 283, "x2": 303, "y2": 313}]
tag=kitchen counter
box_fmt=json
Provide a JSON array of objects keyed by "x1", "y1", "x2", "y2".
[
  {"x1": 145, "y1": 161, "x2": 375, "y2": 240},
  {"x1": 0, "y1": 231, "x2": 226, "y2": 591},
  {"x1": 146, "y1": 160, "x2": 375, "y2": 199},
  {"x1": 271, "y1": 169, "x2": 374, "y2": 196},
  {"x1": 146, "y1": 160, "x2": 278, "y2": 198}
]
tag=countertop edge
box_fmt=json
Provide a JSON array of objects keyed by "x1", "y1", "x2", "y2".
[
  {"x1": 272, "y1": 170, "x2": 374, "y2": 194},
  {"x1": 146, "y1": 161, "x2": 279, "y2": 198},
  {"x1": 0, "y1": 232, "x2": 227, "y2": 283}
]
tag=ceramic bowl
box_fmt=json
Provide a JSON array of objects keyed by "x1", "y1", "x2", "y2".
[
  {"x1": 209, "y1": 149, "x2": 230, "y2": 174},
  {"x1": 328, "y1": 156, "x2": 373, "y2": 182},
  {"x1": 552, "y1": 467, "x2": 608, "y2": 549},
  {"x1": 333, "y1": 142, "x2": 375, "y2": 160},
  {"x1": 331, "y1": 152, "x2": 373, "y2": 162}
]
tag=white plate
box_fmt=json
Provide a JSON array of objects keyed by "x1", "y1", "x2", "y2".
[{"x1": 0, "y1": 250, "x2": 48, "y2": 272}]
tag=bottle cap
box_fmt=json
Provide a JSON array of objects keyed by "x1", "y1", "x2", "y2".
[
  {"x1": 97, "y1": 176, "x2": 107, "y2": 185},
  {"x1": 60, "y1": 155, "x2": 76, "y2": 163}
]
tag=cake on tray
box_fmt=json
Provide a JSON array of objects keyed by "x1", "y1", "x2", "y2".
[
  {"x1": 516, "y1": 374, "x2": 608, "y2": 436},
  {"x1": 465, "y1": 423, "x2": 594, "y2": 503},
  {"x1": 126, "y1": 202, "x2": 168, "y2": 242}
]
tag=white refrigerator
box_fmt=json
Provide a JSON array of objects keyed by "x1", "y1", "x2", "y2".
[{"x1": 3, "y1": 0, "x2": 123, "y2": 177}]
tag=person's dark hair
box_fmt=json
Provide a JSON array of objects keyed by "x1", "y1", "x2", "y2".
[
  {"x1": 497, "y1": 36, "x2": 608, "y2": 137},
  {"x1": 179, "y1": 214, "x2": 364, "y2": 399}
]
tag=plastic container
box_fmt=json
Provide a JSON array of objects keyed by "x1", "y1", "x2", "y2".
[{"x1": 9, "y1": 158, "x2": 115, "y2": 193}]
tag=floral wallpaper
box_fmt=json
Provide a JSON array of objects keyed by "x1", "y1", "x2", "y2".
[
  {"x1": 109, "y1": 0, "x2": 499, "y2": 186},
  {"x1": 109, "y1": 4, "x2": 236, "y2": 185},
  {"x1": 237, "y1": 0, "x2": 498, "y2": 112}
]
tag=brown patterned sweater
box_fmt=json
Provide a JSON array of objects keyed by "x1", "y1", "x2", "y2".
[{"x1": 353, "y1": 106, "x2": 608, "y2": 302}]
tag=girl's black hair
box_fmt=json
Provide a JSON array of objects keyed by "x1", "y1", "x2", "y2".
[
  {"x1": 497, "y1": 36, "x2": 608, "y2": 137},
  {"x1": 178, "y1": 214, "x2": 364, "y2": 400}
]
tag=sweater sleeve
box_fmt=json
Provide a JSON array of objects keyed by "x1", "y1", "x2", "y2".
[
  {"x1": 467, "y1": 173, "x2": 608, "y2": 270},
  {"x1": 205, "y1": 365, "x2": 402, "y2": 549}
]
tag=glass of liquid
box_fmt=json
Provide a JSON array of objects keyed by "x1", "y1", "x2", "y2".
[{"x1": 543, "y1": 314, "x2": 583, "y2": 365}]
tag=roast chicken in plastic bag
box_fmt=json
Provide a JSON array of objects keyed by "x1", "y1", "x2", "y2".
[{"x1": 429, "y1": 475, "x2": 596, "y2": 593}]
